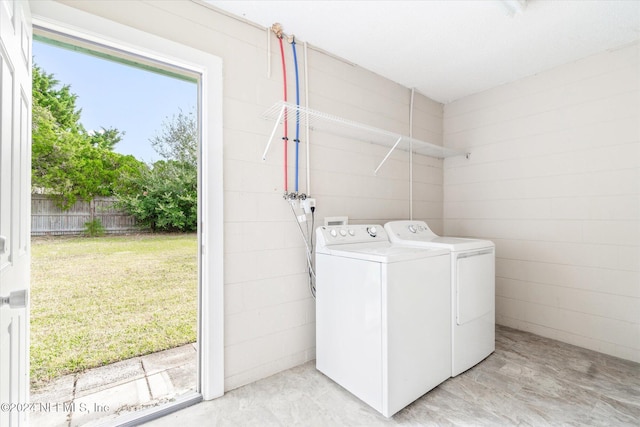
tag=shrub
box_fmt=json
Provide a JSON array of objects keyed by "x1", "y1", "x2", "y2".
[
  {"x1": 116, "y1": 160, "x2": 197, "y2": 232},
  {"x1": 84, "y1": 218, "x2": 105, "y2": 237}
]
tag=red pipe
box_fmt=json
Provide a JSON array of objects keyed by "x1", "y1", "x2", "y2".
[{"x1": 278, "y1": 36, "x2": 288, "y2": 194}]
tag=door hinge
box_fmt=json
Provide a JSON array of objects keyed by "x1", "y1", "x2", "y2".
[{"x1": 0, "y1": 235, "x2": 5, "y2": 255}]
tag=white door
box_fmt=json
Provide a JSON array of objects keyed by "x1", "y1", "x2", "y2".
[{"x1": 0, "y1": 0, "x2": 32, "y2": 426}]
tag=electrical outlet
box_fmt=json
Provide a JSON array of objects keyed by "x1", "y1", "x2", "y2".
[{"x1": 301, "y1": 198, "x2": 316, "y2": 214}]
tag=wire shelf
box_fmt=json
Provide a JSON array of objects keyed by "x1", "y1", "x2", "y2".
[{"x1": 261, "y1": 101, "x2": 468, "y2": 172}]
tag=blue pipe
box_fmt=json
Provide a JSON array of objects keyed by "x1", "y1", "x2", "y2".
[{"x1": 292, "y1": 38, "x2": 301, "y2": 194}]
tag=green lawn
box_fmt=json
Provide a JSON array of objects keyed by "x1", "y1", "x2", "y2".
[{"x1": 30, "y1": 233, "x2": 197, "y2": 389}]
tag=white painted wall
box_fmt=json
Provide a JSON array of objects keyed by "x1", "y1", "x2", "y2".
[
  {"x1": 54, "y1": 0, "x2": 445, "y2": 390},
  {"x1": 443, "y1": 42, "x2": 640, "y2": 362}
]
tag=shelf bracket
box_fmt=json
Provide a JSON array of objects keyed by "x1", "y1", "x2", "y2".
[
  {"x1": 262, "y1": 104, "x2": 286, "y2": 161},
  {"x1": 374, "y1": 136, "x2": 403, "y2": 175}
]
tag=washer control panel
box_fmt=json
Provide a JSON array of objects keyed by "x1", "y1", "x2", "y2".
[{"x1": 317, "y1": 224, "x2": 388, "y2": 247}]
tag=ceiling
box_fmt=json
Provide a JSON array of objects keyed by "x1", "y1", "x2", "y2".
[{"x1": 203, "y1": 0, "x2": 640, "y2": 104}]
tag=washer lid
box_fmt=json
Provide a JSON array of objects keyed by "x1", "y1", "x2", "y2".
[{"x1": 321, "y1": 241, "x2": 448, "y2": 263}]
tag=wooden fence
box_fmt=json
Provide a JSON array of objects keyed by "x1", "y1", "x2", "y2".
[{"x1": 31, "y1": 195, "x2": 143, "y2": 236}]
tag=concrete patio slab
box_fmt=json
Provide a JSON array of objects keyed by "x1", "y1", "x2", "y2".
[
  {"x1": 29, "y1": 401, "x2": 71, "y2": 427},
  {"x1": 71, "y1": 377, "x2": 150, "y2": 426},
  {"x1": 141, "y1": 344, "x2": 197, "y2": 376},
  {"x1": 147, "y1": 371, "x2": 174, "y2": 400},
  {"x1": 29, "y1": 374, "x2": 75, "y2": 427},
  {"x1": 29, "y1": 343, "x2": 196, "y2": 427},
  {"x1": 31, "y1": 373, "x2": 75, "y2": 405},
  {"x1": 75, "y1": 357, "x2": 145, "y2": 397},
  {"x1": 165, "y1": 361, "x2": 198, "y2": 392}
]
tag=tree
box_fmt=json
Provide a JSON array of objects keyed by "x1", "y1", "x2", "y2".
[
  {"x1": 32, "y1": 64, "x2": 82, "y2": 132},
  {"x1": 88, "y1": 127, "x2": 123, "y2": 151},
  {"x1": 150, "y1": 109, "x2": 197, "y2": 165},
  {"x1": 116, "y1": 110, "x2": 198, "y2": 232},
  {"x1": 32, "y1": 63, "x2": 145, "y2": 209}
]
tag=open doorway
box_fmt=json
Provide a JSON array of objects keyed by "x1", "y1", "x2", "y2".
[
  {"x1": 1, "y1": 3, "x2": 223, "y2": 426},
  {"x1": 29, "y1": 35, "x2": 201, "y2": 427}
]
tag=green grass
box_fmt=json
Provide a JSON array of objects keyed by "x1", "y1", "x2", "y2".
[{"x1": 30, "y1": 233, "x2": 197, "y2": 389}]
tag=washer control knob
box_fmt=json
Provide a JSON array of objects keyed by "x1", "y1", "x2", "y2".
[
  {"x1": 330, "y1": 229, "x2": 337, "y2": 237},
  {"x1": 408, "y1": 225, "x2": 417, "y2": 233},
  {"x1": 348, "y1": 229, "x2": 356, "y2": 236},
  {"x1": 367, "y1": 226, "x2": 377, "y2": 237},
  {"x1": 339, "y1": 229, "x2": 347, "y2": 237}
]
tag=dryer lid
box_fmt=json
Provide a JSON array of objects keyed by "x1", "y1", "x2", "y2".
[
  {"x1": 322, "y1": 241, "x2": 448, "y2": 263},
  {"x1": 385, "y1": 221, "x2": 494, "y2": 251}
]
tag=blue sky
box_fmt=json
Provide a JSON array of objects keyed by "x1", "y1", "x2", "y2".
[{"x1": 33, "y1": 40, "x2": 197, "y2": 164}]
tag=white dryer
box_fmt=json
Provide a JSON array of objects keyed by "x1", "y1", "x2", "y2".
[
  {"x1": 384, "y1": 220, "x2": 495, "y2": 377},
  {"x1": 315, "y1": 224, "x2": 451, "y2": 417}
]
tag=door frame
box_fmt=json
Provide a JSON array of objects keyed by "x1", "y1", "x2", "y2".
[{"x1": 30, "y1": 0, "x2": 224, "y2": 407}]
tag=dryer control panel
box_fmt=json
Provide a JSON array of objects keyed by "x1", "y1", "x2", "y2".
[
  {"x1": 384, "y1": 220, "x2": 439, "y2": 240},
  {"x1": 316, "y1": 224, "x2": 388, "y2": 248}
]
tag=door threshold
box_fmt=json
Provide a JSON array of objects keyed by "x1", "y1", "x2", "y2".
[{"x1": 106, "y1": 392, "x2": 203, "y2": 427}]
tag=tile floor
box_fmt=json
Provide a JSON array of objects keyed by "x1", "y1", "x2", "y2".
[{"x1": 143, "y1": 326, "x2": 640, "y2": 426}]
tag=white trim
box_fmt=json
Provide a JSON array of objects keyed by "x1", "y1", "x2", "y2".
[{"x1": 30, "y1": 1, "x2": 224, "y2": 401}]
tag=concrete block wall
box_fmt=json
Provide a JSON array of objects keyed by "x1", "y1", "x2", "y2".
[
  {"x1": 51, "y1": 0, "x2": 639, "y2": 396},
  {"x1": 56, "y1": 0, "x2": 446, "y2": 390},
  {"x1": 443, "y1": 41, "x2": 640, "y2": 362},
  {"x1": 305, "y1": 47, "x2": 444, "y2": 229}
]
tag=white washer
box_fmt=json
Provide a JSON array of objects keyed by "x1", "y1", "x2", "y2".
[
  {"x1": 384, "y1": 220, "x2": 495, "y2": 377},
  {"x1": 315, "y1": 224, "x2": 451, "y2": 417}
]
